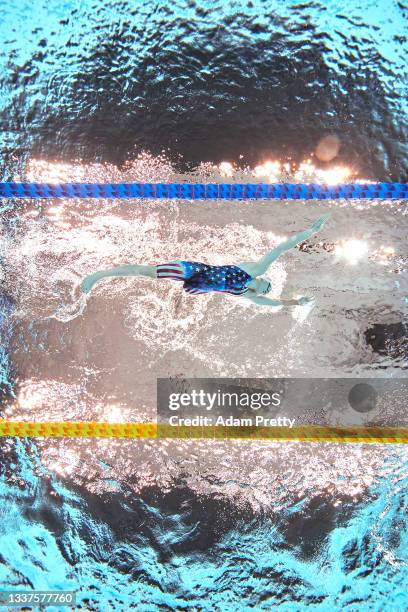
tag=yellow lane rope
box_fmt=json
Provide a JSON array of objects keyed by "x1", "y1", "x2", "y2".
[{"x1": 0, "y1": 421, "x2": 407, "y2": 443}]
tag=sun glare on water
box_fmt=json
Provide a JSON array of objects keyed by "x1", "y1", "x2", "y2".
[
  {"x1": 316, "y1": 166, "x2": 352, "y2": 184},
  {"x1": 335, "y1": 239, "x2": 369, "y2": 265},
  {"x1": 253, "y1": 160, "x2": 282, "y2": 180},
  {"x1": 231, "y1": 158, "x2": 353, "y2": 184},
  {"x1": 27, "y1": 157, "x2": 355, "y2": 187}
]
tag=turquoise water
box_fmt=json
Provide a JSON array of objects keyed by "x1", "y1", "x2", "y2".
[{"x1": 1, "y1": 441, "x2": 407, "y2": 610}]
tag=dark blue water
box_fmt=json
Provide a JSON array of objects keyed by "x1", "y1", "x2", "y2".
[
  {"x1": 1, "y1": 0, "x2": 407, "y2": 179},
  {"x1": 1, "y1": 1, "x2": 408, "y2": 609}
]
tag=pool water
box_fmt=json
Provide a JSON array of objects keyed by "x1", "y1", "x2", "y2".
[{"x1": 1, "y1": 1, "x2": 408, "y2": 610}]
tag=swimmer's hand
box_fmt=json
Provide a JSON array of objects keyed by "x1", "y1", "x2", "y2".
[
  {"x1": 80, "y1": 273, "x2": 101, "y2": 294},
  {"x1": 309, "y1": 213, "x2": 331, "y2": 235},
  {"x1": 296, "y1": 296, "x2": 314, "y2": 306}
]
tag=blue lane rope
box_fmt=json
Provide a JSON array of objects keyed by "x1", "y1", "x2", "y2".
[{"x1": 0, "y1": 182, "x2": 407, "y2": 200}]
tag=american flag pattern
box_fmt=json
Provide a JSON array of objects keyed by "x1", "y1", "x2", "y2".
[{"x1": 156, "y1": 261, "x2": 252, "y2": 296}]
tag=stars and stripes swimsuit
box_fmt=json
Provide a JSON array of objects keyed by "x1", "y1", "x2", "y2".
[{"x1": 156, "y1": 261, "x2": 253, "y2": 296}]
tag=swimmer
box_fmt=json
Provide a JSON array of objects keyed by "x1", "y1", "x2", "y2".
[{"x1": 80, "y1": 214, "x2": 330, "y2": 307}]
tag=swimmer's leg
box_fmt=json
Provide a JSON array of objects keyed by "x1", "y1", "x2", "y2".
[{"x1": 80, "y1": 264, "x2": 156, "y2": 294}]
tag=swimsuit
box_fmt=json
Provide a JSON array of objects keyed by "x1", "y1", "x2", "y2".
[{"x1": 156, "y1": 261, "x2": 253, "y2": 296}]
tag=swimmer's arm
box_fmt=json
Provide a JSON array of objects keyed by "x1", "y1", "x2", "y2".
[
  {"x1": 243, "y1": 294, "x2": 302, "y2": 307},
  {"x1": 252, "y1": 231, "x2": 312, "y2": 274},
  {"x1": 241, "y1": 214, "x2": 330, "y2": 276}
]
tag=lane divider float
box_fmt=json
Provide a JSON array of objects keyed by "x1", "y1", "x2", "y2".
[{"x1": 0, "y1": 421, "x2": 407, "y2": 443}]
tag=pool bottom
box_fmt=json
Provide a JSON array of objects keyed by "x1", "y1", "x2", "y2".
[{"x1": 0, "y1": 437, "x2": 407, "y2": 611}]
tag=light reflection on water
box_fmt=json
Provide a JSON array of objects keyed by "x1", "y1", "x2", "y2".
[
  {"x1": 0, "y1": 156, "x2": 407, "y2": 608},
  {"x1": 1, "y1": 156, "x2": 407, "y2": 483}
]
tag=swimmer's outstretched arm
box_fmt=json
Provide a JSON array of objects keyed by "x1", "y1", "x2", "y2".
[
  {"x1": 243, "y1": 214, "x2": 330, "y2": 277},
  {"x1": 244, "y1": 294, "x2": 312, "y2": 307},
  {"x1": 81, "y1": 264, "x2": 156, "y2": 293}
]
